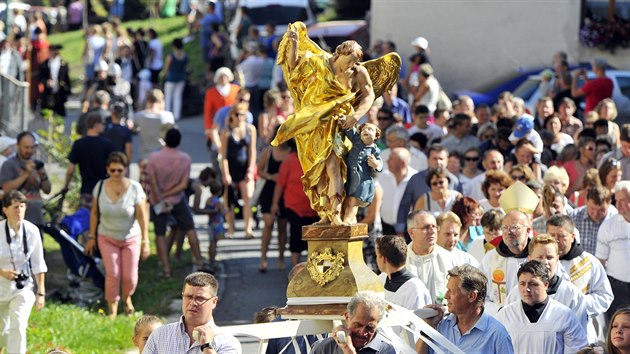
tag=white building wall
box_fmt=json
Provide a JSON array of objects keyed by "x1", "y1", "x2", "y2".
[{"x1": 371, "y1": 0, "x2": 630, "y2": 95}]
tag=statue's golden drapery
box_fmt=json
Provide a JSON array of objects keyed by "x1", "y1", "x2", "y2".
[{"x1": 271, "y1": 22, "x2": 401, "y2": 222}]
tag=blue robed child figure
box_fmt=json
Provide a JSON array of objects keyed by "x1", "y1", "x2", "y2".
[{"x1": 339, "y1": 119, "x2": 383, "y2": 224}]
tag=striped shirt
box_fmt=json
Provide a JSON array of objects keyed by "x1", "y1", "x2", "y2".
[
  {"x1": 570, "y1": 205, "x2": 617, "y2": 255},
  {"x1": 143, "y1": 317, "x2": 241, "y2": 354}
]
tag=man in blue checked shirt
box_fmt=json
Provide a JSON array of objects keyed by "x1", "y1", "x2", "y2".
[{"x1": 143, "y1": 272, "x2": 241, "y2": 354}]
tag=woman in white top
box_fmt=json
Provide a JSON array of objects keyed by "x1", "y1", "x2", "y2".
[
  {"x1": 82, "y1": 24, "x2": 106, "y2": 82},
  {"x1": 458, "y1": 147, "x2": 483, "y2": 193},
  {"x1": 596, "y1": 98, "x2": 621, "y2": 148},
  {"x1": 545, "y1": 114, "x2": 574, "y2": 155},
  {"x1": 85, "y1": 152, "x2": 150, "y2": 318},
  {"x1": 413, "y1": 63, "x2": 439, "y2": 113},
  {"x1": 146, "y1": 28, "x2": 164, "y2": 85},
  {"x1": 414, "y1": 166, "x2": 461, "y2": 217}
]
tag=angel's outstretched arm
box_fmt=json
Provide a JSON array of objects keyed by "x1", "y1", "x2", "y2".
[{"x1": 286, "y1": 26, "x2": 299, "y2": 72}]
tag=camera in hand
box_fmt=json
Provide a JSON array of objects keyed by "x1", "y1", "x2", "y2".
[
  {"x1": 34, "y1": 160, "x2": 44, "y2": 170},
  {"x1": 15, "y1": 272, "x2": 29, "y2": 289},
  {"x1": 15, "y1": 264, "x2": 31, "y2": 289}
]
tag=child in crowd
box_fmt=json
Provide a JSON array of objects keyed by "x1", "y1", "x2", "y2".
[
  {"x1": 606, "y1": 307, "x2": 630, "y2": 354},
  {"x1": 132, "y1": 315, "x2": 163, "y2": 354},
  {"x1": 205, "y1": 179, "x2": 226, "y2": 270},
  {"x1": 469, "y1": 209, "x2": 505, "y2": 263}
]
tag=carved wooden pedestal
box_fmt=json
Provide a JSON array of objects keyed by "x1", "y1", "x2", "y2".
[{"x1": 278, "y1": 223, "x2": 383, "y2": 319}]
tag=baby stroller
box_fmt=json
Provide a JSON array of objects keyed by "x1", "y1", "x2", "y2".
[{"x1": 42, "y1": 191, "x2": 105, "y2": 308}]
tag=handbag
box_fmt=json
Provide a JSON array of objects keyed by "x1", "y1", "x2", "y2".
[
  {"x1": 436, "y1": 84, "x2": 453, "y2": 111},
  {"x1": 250, "y1": 147, "x2": 270, "y2": 207},
  {"x1": 92, "y1": 179, "x2": 104, "y2": 258}
]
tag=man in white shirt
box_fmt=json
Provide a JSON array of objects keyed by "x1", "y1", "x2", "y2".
[
  {"x1": 380, "y1": 125, "x2": 427, "y2": 172},
  {"x1": 596, "y1": 180, "x2": 630, "y2": 322},
  {"x1": 547, "y1": 214, "x2": 613, "y2": 343},
  {"x1": 405, "y1": 210, "x2": 457, "y2": 303},
  {"x1": 378, "y1": 147, "x2": 416, "y2": 235},
  {"x1": 407, "y1": 105, "x2": 444, "y2": 143},
  {"x1": 464, "y1": 149, "x2": 504, "y2": 201}
]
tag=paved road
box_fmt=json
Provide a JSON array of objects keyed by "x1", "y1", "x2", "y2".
[{"x1": 52, "y1": 102, "x2": 291, "y2": 352}]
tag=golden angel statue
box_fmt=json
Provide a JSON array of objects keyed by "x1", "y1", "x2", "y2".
[{"x1": 271, "y1": 21, "x2": 401, "y2": 226}]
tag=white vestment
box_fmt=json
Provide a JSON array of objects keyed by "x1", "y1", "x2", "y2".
[
  {"x1": 480, "y1": 249, "x2": 528, "y2": 313},
  {"x1": 405, "y1": 244, "x2": 457, "y2": 303},
  {"x1": 496, "y1": 298, "x2": 588, "y2": 354}
]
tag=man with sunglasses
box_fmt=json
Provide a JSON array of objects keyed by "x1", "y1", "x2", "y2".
[
  {"x1": 62, "y1": 114, "x2": 115, "y2": 208},
  {"x1": 143, "y1": 272, "x2": 241, "y2": 353},
  {"x1": 599, "y1": 124, "x2": 630, "y2": 180}
]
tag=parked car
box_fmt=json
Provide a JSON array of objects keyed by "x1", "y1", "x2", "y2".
[
  {"x1": 452, "y1": 67, "x2": 548, "y2": 107},
  {"x1": 513, "y1": 70, "x2": 630, "y2": 122},
  {"x1": 239, "y1": 0, "x2": 317, "y2": 35},
  {"x1": 452, "y1": 63, "x2": 596, "y2": 107},
  {"x1": 306, "y1": 20, "x2": 368, "y2": 52}
]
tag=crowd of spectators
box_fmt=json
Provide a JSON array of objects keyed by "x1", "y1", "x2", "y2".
[{"x1": 1, "y1": 2, "x2": 630, "y2": 352}]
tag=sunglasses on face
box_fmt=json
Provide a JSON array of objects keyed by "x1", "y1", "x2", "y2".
[
  {"x1": 608, "y1": 159, "x2": 622, "y2": 167},
  {"x1": 465, "y1": 156, "x2": 479, "y2": 161},
  {"x1": 109, "y1": 168, "x2": 124, "y2": 174},
  {"x1": 431, "y1": 179, "x2": 446, "y2": 186}
]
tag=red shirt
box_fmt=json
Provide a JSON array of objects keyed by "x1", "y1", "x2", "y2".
[
  {"x1": 277, "y1": 152, "x2": 317, "y2": 218},
  {"x1": 203, "y1": 84, "x2": 240, "y2": 130},
  {"x1": 582, "y1": 77, "x2": 613, "y2": 112}
]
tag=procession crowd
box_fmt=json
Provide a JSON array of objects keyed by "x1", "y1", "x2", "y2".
[{"x1": 0, "y1": 1, "x2": 629, "y2": 353}]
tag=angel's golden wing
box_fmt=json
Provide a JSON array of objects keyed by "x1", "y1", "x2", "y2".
[{"x1": 360, "y1": 52, "x2": 402, "y2": 100}]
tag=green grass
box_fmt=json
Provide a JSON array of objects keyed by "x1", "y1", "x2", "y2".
[
  {"x1": 47, "y1": 16, "x2": 205, "y2": 92},
  {"x1": 29, "y1": 303, "x2": 140, "y2": 353},
  {"x1": 30, "y1": 225, "x2": 199, "y2": 352}
]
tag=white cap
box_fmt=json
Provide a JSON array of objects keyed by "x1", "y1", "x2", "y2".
[
  {"x1": 0, "y1": 136, "x2": 16, "y2": 153},
  {"x1": 94, "y1": 59, "x2": 109, "y2": 72},
  {"x1": 411, "y1": 36, "x2": 428, "y2": 50},
  {"x1": 108, "y1": 63, "x2": 121, "y2": 77}
]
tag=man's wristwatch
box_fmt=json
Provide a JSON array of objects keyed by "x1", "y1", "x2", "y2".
[{"x1": 200, "y1": 342, "x2": 215, "y2": 352}]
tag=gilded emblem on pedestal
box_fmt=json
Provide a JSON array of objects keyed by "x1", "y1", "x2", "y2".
[{"x1": 306, "y1": 248, "x2": 345, "y2": 286}]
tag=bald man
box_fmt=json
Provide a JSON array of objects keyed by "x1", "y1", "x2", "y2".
[
  {"x1": 464, "y1": 149, "x2": 504, "y2": 201},
  {"x1": 378, "y1": 147, "x2": 416, "y2": 235}
]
